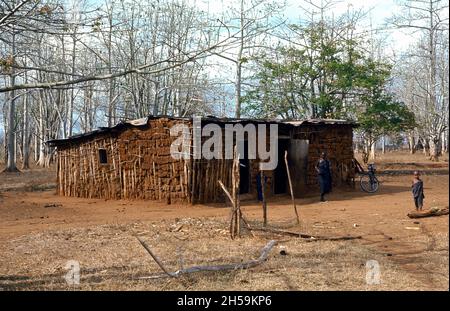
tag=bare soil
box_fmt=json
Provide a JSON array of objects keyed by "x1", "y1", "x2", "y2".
[{"x1": 0, "y1": 152, "x2": 448, "y2": 290}]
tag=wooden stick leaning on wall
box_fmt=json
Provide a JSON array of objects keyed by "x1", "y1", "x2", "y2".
[{"x1": 284, "y1": 150, "x2": 300, "y2": 224}]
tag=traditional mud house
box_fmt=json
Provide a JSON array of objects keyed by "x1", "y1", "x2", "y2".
[{"x1": 47, "y1": 116, "x2": 356, "y2": 204}]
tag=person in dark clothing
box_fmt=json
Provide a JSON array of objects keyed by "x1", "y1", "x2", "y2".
[
  {"x1": 412, "y1": 171, "x2": 425, "y2": 211},
  {"x1": 316, "y1": 152, "x2": 332, "y2": 202}
]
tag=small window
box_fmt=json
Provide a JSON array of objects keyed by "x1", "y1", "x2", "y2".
[{"x1": 98, "y1": 149, "x2": 108, "y2": 164}]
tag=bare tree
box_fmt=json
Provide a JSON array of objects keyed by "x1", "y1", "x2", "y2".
[{"x1": 390, "y1": 0, "x2": 449, "y2": 161}]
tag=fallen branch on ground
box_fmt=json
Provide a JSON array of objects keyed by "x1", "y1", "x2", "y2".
[
  {"x1": 407, "y1": 207, "x2": 449, "y2": 219},
  {"x1": 136, "y1": 237, "x2": 277, "y2": 279},
  {"x1": 136, "y1": 236, "x2": 176, "y2": 277},
  {"x1": 249, "y1": 227, "x2": 362, "y2": 241}
]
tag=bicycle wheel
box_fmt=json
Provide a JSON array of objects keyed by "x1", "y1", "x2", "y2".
[{"x1": 360, "y1": 174, "x2": 379, "y2": 193}]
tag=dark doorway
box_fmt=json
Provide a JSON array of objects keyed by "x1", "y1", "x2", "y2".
[
  {"x1": 273, "y1": 139, "x2": 289, "y2": 194},
  {"x1": 239, "y1": 140, "x2": 250, "y2": 194},
  {"x1": 288, "y1": 139, "x2": 309, "y2": 197}
]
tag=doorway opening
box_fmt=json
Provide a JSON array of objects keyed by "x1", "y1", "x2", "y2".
[
  {"x1": 288, "y1": 139, "x2": 309, "y2": 197},
  {"x1": 238, "y1": 140, "x2": 250, "y2": 194},
  {"x1": 273, "y1": 138, "x2": 289, "y2": 194}
]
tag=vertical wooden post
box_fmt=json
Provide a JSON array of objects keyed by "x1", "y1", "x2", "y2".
[
  {"x1": 227, "y1": 146, "x2": 242, "y2": 239},
  {"x1": 234, "y1": 146, "x2": 241, "y2": 237},
  {"x1": 284, "y1": 150, "x2": 300, "y2": 224},
  {"x1": 230, "y1": 160, "x2": 236, "y2": 239},
  {"x1": 230, "y1": 156, "x2": 236, "y2": 239},
  {"x1": 260, "y1": 170, "x2": 267, "y2": 227},
  {"x1": 218, "y1": 145, "x2": 249, "y2": 239}
]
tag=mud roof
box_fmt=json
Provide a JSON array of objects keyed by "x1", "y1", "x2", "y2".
[{"x1": 47, "y1": 115, "x2": 356, "y2": 147}]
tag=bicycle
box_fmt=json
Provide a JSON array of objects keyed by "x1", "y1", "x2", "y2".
[{"x1": 352, "y1": 159, "x2": 380, "y2": 193}]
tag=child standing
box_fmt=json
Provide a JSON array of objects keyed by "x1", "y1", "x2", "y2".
[{"x1": 412, "y1": 171, "x2": 425, "y2": 211}]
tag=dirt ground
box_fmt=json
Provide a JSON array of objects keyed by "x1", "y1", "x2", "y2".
[{"x1": 0, "y1": 151, "x2": 448, "y2": 291}]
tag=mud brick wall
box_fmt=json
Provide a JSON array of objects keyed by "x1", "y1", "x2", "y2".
[
  {"x1": 56, "y1": 134, "x2": 116, "y2": 199},
  {"x1": 56, "y1": 118, "x2": 192, "y2": 203},
  {"x1": 292, "y1": 124, "x2": 354, "y2": 189},
  {"x1": 56, "y1": 119, "x2": 354, "y2": 204},
  {"x1": 116, "y1": 118, "x2": 191, "y2": 202}
]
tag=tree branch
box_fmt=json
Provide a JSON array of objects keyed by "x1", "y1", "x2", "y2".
[
  {"x1": 0, "y1": 0, "x2": 30, "y2": 27},
  {"x1": 0, "y1": 30, "x2": 239, "y2": 93},
  {"x1": 137, "y1": 237, "x2": 277, "y2": 279}
]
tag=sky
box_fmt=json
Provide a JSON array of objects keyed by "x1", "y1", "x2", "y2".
[{"x1": 190, "y1": 0, "x2": 420, "y2": 51}]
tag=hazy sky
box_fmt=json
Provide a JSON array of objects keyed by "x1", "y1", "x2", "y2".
[{"x1": 190, "y1": 0, "x2": 419, "y2": 52}]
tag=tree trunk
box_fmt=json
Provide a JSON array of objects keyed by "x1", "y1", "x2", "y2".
[
  {"x1": 21, "y1": 91, "x2": 30, "y2": 170},
  {"x1": 107, "y1": 10, "x2": 115, "y2": 127},
  {"x1": 68, "y1": 36, "x2": 76, "y2": 137},
  {"x1": 37, "y1": 136, "x2": 46, "y2": 167},
  {"x1": 235, "y1": 60, "x2": 242, "y2": 118},
  {"x1": 2, "y1": 109, "x2": 7, "y2": 164},
  {"x1": 362, "y1": 140, "x2": 370, "y2": 164},
  {"x1": 408, "y1": 134, "x2": 415, "y2": 154},
  {"x1": 234, "y1": 0, "x2": 244, "y2": 119},
  {"x1": 354, "y1": 140, "x2": 359, "y2": 154},
  {"x1": 5, "y1": 30, "x2": 18, "y2": 172},
  {"x1": 442, "y1": 131, "x2": 448, "y2": 154},
  {"x1": 429, "y1": 138, "x2": 440, "y2": 162},
  {"x1": 423, "y1": 138, "x2": 430, "y2": 156},
  {"x1": 436, "y1": 136, "x2": 442, "y2": 157},
  {"x1": 36, "y1": 95, "x2": 46, "y2": 167},
  {"x1": 369, "y1": 141, "x2": 376, "y2": 161}
]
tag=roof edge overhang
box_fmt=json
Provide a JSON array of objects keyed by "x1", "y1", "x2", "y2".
[{"x1": 46, "y1": 115, "x2": 357, "y2": 147}]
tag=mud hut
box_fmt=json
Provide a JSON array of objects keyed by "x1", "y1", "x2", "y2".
[{"x1": 47, "y1": 116, "x2": 356, "y2": 204}]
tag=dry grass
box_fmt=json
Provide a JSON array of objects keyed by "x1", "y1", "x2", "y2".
[
  {"x1": 355, "y1": 150, "x2": 449, "y2": 166},
  {"x1": 0, "y1": 217, "x2": 442, "y2": 291},
  {"x1": 0, "y1": 151, "x2": 448, "y2": 291},
  {"x1": 0, "y1": 168, "x2": 56, "y2": 192}
]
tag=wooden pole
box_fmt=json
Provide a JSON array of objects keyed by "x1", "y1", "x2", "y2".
[
  {"x1": 407, "y1": 207, "x2": 449, "y2": 218},
  {"x1": 136, "y1": 236, "x2": 177, "y2": 278},
  {"x1": 137, "y1": 238, "x2": 277, "y2": 279},
  {"x1": 260, "y1": 170, "x2": 267, "y2": 227},
  {"x1": 218, "y1": 180, "x2": 233, "y2": 204},
  {"x1": 217, "y1": 146, "x2": 251, "y2": 239},
  {"x1": 231, "y1": 156, "x2": 237, "y2": 239},
  {"x1": 248, "y1": 227, "x2": 362, "y2": 241},
  {"x1": 234, "y1": 146, "x2": 241, "y2": 238},
  {"x1": 284, "y1": 150, "x2": 300, "y2": 224}
]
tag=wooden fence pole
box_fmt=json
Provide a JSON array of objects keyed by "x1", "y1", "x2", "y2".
[
  {"x1": 230, "y1": 157, "x2": 236, "y2": 239},
  {"x1": 284, "y1": 150, "x2": 300, "y2": 224},
  {"x1": 234, "y1": 146, "x2": 241, "y2": 237},
  {"x1": 260, "y1": 170, "x2": 267, "y2": 227}
]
